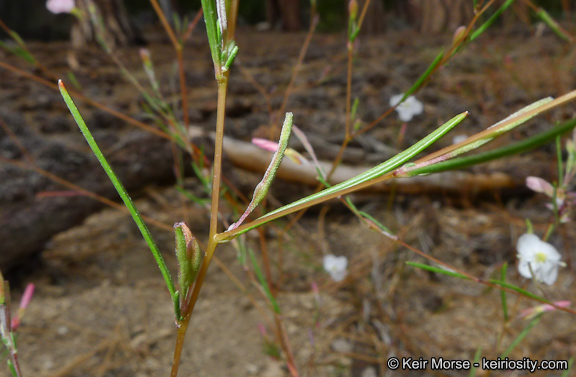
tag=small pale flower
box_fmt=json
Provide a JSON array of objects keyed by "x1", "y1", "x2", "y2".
[
  {"x1": 389, "y1": 94, "x2": 424, "y2": 122},
  {"x1": 323, "y1": 254, "x2": 348, "y2": 282},
  {"x1": 517, "y1": 233, "x2": 564, "y2": 285},
  {"x1": 519, "y1": 300, "x2": 571, "y2": 320},
  {"x1": 46, "y1": 0, "x2": 75, "y2": 14},
  {"x1": 526, "y1": 176, "x2": 559, "y2": 202},
  {"x1": 526, "y1": 176, "x2": 571, "y2": 221}
]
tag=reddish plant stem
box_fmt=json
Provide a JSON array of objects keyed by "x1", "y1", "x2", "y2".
[
  {"x1": 273, "y1": 14, "x2": 318, "y2": 139},
  {"x1": 0, "y1": 61, "x2": 171, "y2": 140}
]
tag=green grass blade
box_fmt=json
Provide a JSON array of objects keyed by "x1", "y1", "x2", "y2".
[
  {"x1": 58, "y1": 80, "x2": 178, "y2": 313},
  {"x1": 406, "y1": 262, "x2": 471, "y2": 280}
]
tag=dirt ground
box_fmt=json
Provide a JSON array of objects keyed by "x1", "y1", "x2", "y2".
[{"x1": 2, "y1": 24, "x2": 576, "y2": 377}]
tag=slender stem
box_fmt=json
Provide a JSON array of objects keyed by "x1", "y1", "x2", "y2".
[
  {"x1": 274, "y1": 15, "x2": 318, "y2": 138},
  {"x1": 148, "y1": 0, "x2": 190, "y2": 137},
  {"x1": 170, "y1": 74, "x2": 229, "y2": 377},
  {"x1": 0, "y1": 61, "x2": 171, "y2": 140},
  {"x1": 356, "y1": 0, "x2": 372, "y2": 30},
  {"x1": 274, "y1": 313, "x2": 300, "y2": 377},
  {"x1": 209, "y1": 78, "x2": 229, "y2": 238},
  {"x1": 149, "y1": 0, "x2": 180, "y2": 50},
  {"x1": 177, "y1": 48, "x2": 190, "y2": 130},
  {"x1": 182, "y1": 9, "x2": 204, "y2": 42},
  {"x1": 344, "y1": 46, "x2": 353, "y2": 138}
]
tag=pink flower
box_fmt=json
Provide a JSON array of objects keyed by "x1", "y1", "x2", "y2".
[
  {"x1": 46, "y1": 0, "x2": 75, "y2": 14},
  {"x1": 11, "y1": 283, "x2": 35, "y2": 330},
  {"x1": 252, "y1": 138, "x2": 309, "y2": 165},
  {"x1": 526, "y1": 176, "x2": 556, "y2": 199},
  {"x1": 519, "y1": 300, "x2": 571, "y2": 320}
]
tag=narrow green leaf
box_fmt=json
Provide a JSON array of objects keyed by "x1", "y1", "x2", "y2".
[
  {"x1": 248, "y1": 247, "x2": 280, "y2": 313},
  {"x1": 470, "y1": 0, "x2": 515, "y2": 42},
  {"x1": 536, "y1": 8, "x2": 573, "y2": 42},
  {"x1": 58, "y1": 80, "x2": 179, "y2": 315},
  {"x1": 66, "y1": 71, "x2": 82, "y2": 90},
  {"x1": 216, "y1": 112, "x2": 467, "y2": 242},
  {"x1": 500, "y1": 263, "x2": 508, "y2": 321},
  {"x1": 357, "y1": 210, "x2": 395, "y2": 238},
  {"x1": 449, "y1": 97, "x2": 553, "y2": 157},
  {"x1": 8, "y1": 360, "x2": 18, "y2": 377},
  {"x1": 173, "y1": 291, "x2": 181, "y2": 321},
  {"x1": 222, "y1": 44, "x2": 238, "y2": 72},
  {"x1": 350, "y1": 97, "x2": 359, "y2": 122},
  {"x1": 488, "y1": 279, "x2": 547, "y2": 302},
  {"x1": 469, "y1": 347, "x2": 482, "y2": 377},
  {"x1": 402, "y1": 50, "x2": 444, "y2": 101},
  {"x1": 200, "y1": 0, "x2": 222, "y2": 69},
  {"x1": 404, "y1": 117, "x2": 576, "y2": 176},
  {"x1": 8, "y1": 31, "x2": 35, "y2": 63},
  {"x1": 175, "y1": 186, "x2": 210, "y2": 206},
  {"x1": 406, "y1": 262, "x2": 471, "y2": 280},
  {"x1": 0, "y1": 272, "x2": 4, "y2": 305}
]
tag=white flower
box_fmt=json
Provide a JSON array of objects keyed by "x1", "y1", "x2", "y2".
[
  {"x1": 323, "y1": 254, "x2": 348, "y2": 282},
  {"x1": 517, "y1": 233, "x2": 564, "y2": 285},
  {"x1": 389, "y1": 94, "x2": 424, "y2": 122},
  {"x1": 46, "y1": 0, "x2": 75, "y2": 14}
]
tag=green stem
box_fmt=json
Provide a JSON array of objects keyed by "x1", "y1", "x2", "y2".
[{"x1": 170, "y1": 74, "x2": 229, "y2": 377}]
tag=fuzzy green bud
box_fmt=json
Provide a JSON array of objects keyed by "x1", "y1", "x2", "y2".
[{"x1": 348, "y1": 0, "x2": 358, "y2": 20}]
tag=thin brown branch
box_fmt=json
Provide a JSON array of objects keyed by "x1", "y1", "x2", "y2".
[
  {"x1": 274, "y1": 14, "x2": 319, "y2": 138},
  {"x1": 0, "y1": 61, "x2": 171, "y2": 141}
]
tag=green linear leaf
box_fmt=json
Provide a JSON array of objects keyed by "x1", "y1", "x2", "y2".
[
  {"x1": 216, "y1": 112, "x2": 468, "y2": 242},
  {"x1": 58, "y1": 80, "x2": 179, "y2": 315},
  {"x1": 406, "y1": 262, "x2": 471, "y2": 280},
  {"x1": 489, "y1": 279, "x2": 547, "y2": 302},
  {"x1": 500, "y1": 262, "x2": 509, "y2": 321},
  {"x1": 405, "y1": 117, "x2": 576, "y2": 176}
]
